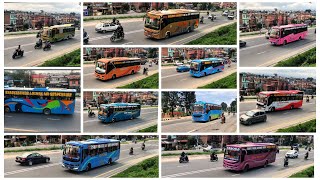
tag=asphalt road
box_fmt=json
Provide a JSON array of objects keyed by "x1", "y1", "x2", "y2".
[
  {"x1": 83, "y1": 63, "x2": 159, "y2": 89},
  {"x1": 162, "y1": 149, "x2": 314, "y2": 178},
  {"x1": 4, "y1": 140, "x2": 159, "y2": 178},
  {"x1": 4, "y1": 98, "x2": 81, "y2": 133},
  {"x1": 239, "y1": 99, "x2": 316, "y2": 132},
  {"x1": 4, "y1": 31, "x2": 81, "y2": 67},
  {"x1": 161, "y1": 63, "x2": 236, "y2": 89},
  {"x1": 240, "y1": 28, "x2": 316, "y2": 67},
  {"x1": 83, "y1": 108, "x2": 158, "y2": 133},
  {"x1": 162, "y1": 114, "x2": 237, "y2": 133},
  {"x1": 84, "y1": 12, "x2": 235, "y2": 45}
]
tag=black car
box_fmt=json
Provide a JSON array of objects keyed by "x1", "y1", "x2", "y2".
[
  {"x1": 240, "y1": 40, "x2": 246, "y2": 47},
  {"x1": 15, "y1": 152, "x2": 50, "y2": 166}
]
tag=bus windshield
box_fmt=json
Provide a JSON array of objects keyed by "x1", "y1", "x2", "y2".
[
  {"x1": 270, "y1": 28, "x2": 280, "y2": 38},
  {"x1": 63, "y1": 145, "x2": 80, "y2": 159},
  {"x1": 193, "y1": 105, "x2": 203, "y2": 112},
  {"x1": 257, "y1": 94, "x2": 267, "y2": 104},
  {"x1": 145, "y1": 16, "x2": 160, "y2": 30},
  {"x1": 190, "y1": 62, "x2": 199, "y2": 71},
  {"x1": 224, "y1": 149, "x2": 240, "y2": 161},
  {"x1": 96, "y1": 62, "x2": 106, "y2": 73}
]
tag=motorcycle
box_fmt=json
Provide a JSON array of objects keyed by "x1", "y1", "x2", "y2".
[
  {"x1": 34, "y1": 41, "x2": 42, "y2": 49},
  {"x1": 306, "y1": 98, "x2": 309, "y2": 103},
  {"x1": 84, "y1": 34, "x2": 89, "y2": 45},
  {"x1": 142, "y1": 145, "x2": 145, "y2": 151},
  {"x1": 43, "y1": 42, "x2": 51, "y2": 51},
  {"x1": 304, "y1": 153, "x2": 308, "y2": 160},
  {"x1": 308, "y1": 147, "x2": 312, "y2": 151},
  {"x1": 210, "y1": 154, "x2": 218, "y2": 162},
  {"x1": 200, "y1": 19, "x2": 204, "y2": 24},
  {"x1": 179, "y1": 155, "x2": 189, "y2": 163},
  {"x1": 110, "y1": 31, "x2": 124, "y2": 42},
  {"x1": 12, "y1": 49, "x2": 24, "y2": 59},
  {"x1": 284, "y1": 159, "x2": 289, "y2": 167},
  {"x1": 88, "y1": 112, "x2": 95, "y2": 118},
  {"x1": 129, "y1": 148, "x2": 134, "y2": 155}
]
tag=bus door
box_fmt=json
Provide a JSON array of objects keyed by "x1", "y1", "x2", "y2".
[
  {"x1": 240, "y1": 149, "x2": 246, "y2": 163},
  {"x1": 106, "y1": 62, "x2": 116, "y2": 75},
  {"x1": 81, "y1": 147, "x2": 89, "y2": 164},
  {"x1": 107, "y1": 107, "x2": 114, "y2": 117}
]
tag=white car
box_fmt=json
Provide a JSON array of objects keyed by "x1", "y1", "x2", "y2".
[
  {"x1": 228, "y1": 14, "x2": 235, "y2": 20},
  {"x1": 175, "y1": 61, "x2": 183, "y2": 66},
  {"x1": 208, "y1": 14, "x2": 217, "y2": 20},
  {"x1": 222, "y1": 11, "x2": 229, "y2": 16},
  {"x1": 285, "y1": 150, "x2": 299, "y2": 158},
  {"x1": 95, "y1": 22, "x2": 119, "y2": 33}
]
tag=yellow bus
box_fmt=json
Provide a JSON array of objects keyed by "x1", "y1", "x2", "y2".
[
  {"x1": 41, "y1": 24, "x2": 76, "y2": 42},
  {"x1": 144, "y1": 9, "x2": 200, "y2": 39}
]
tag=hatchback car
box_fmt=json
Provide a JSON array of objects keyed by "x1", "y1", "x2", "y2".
[
  {"x1": 240, "y1": 40, "x2": 247, "y2": 47},
  {"x1": 286, "y1": 150, "x2": 299, "y2": 158},
  {"x1": 95, "y1": 22, "x2": 119, "y2": 33},
  {"x1": 176, "y1": 65, "x2": 190, "y2": 72},
  {"x1": 240, "y1": 109, "x2": 267, "y2": 125},
  {"x1": 16, "y1": 152, "x2": 50, "y2": 166}
]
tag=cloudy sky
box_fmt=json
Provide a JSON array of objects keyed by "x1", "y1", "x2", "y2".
[
  {"x1": 195, "y1": 91, "x2": 237, "y2": 105},
  {"x1": 4, "y1": 2, "x2": 81, "y2": 13},
  {"x1": 241, "y1": 69, "x2": 316, "y2": 79},
  {"x1": 240, "y1": 2, "x2": 316, "y2": 11}
]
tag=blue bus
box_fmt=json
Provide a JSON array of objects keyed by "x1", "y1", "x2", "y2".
[
  {"x1": 98, "y1": 103, "x2": 141, "y2": 123},
  {"x1": 4, "y1": 87, "x2": 76, "y2": 115},
  {"x1": 62, "y1": 138, "x2": 120, "y2": 172},
  {"x1": 192, "y1": 101, "x2": 222, "y2": 122},
  {"x1": 189, "y1": 58, "x2": 224, "y2": 77}
]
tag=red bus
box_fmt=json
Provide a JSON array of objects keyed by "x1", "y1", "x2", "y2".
[
  {"x1": 256, "y1": 90, "x2": 304, "y2": 112},
  {"x1": 269, "y1": 24, "x2": 308, "y2": 45},
  {"x1": 223, "y1": 143, "x2": 277, "y2": 172},
  {"x1": 95, "y1": 57, "x2": 141, "y2": 80}
]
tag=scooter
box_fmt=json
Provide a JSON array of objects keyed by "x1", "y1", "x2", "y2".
[
  {"x1": 179, "y1": 155, "x2": 189, "y2": 163},
  {"x1": 284, "y1": 159, "x2": 289, "y2": 167},
  {"x1": 84, "y1": 34, "x2": 89, "y2": 45},
  {"x1": 210, "y1": 154, "x2": 218, "y2": 162},
  {"x1": 43, "y1": 42, "x2": 51, "y2": 51},
  {"x1": 88, "y1": 112, "x2": 95, "y2": 118},
  {"x1": 34, "y1": 41, "x2": 42, "y2": 49},
  {"x1": 142, "y1": 145, "x2": 145, "y2": 151},
  {"x1": 110, "y1": 31, "x2": 124, "y2": 42},
  {"x1": 12, "y1": 50, "x2": 24, "y2": 59}
]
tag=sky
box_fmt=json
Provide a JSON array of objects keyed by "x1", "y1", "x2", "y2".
[
  {"x1": 195, "y1": 91, "x2": 237, "y2": 105},
  {"x1": 241, "y1": 69, "x2": 316, "y2": 79},
  {"x1": 4, "y1": 2, "x2": 81, "y2": 13},
  {"x1": 240, "y1": 2, "x2": 316, "y2": 11}
]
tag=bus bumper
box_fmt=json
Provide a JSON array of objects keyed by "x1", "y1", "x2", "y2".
[
  {"x1": 192, "y1": 115, "x2": 207, "y2": 122},
  {"x1": 144, "y1": 30, "x2": 160, "y2": 39},
  {"x1": 223, "y1": 161, "x2": 241, "y2": 171},
  {"x1": 98, "y1": 115, "x2": 108, "y2": 123},
  {"x1": 62, "y1": 163, "x2": 80, "y2": 171}
]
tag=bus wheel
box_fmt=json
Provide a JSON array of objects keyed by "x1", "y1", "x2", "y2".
[
  {"x1": 108, "y1": 158, "x2": 113, "y2": 165},
  {"x1": 187, "y1": 27, "x2": 191, "y2": 33},
  {"x1": 43, "y1": 108, "x2": 51, "y2": 115},
  {"x1": 290, "y1": 105, "x2": 294, "y2": 110},
  {"x1": 243, "y1": 164, "x2": 249, "y2": 172},
  {"x1": 165, "y1": 32, "x2": 170, "y2": 39},
  {"x1": 209, "y1": 116, "x2": 211, "y2": 121},
  {"x1": 271, "y1": 107, "x2": 275, "y2": 112},
  {"x1": 204, "y1": 72, "x2": 207, "y2": 76},
  {"x1": 283, "y1": 40, "x2": 287, "y2": 45},
  {"x1": 112, "y1": 118, "x2": 116, "y2": 123},
  {"x1": 4, "y1": 106, "x2": 10, "y2": 113},
  {"x1": 131, "y1": 70, "x2": 134, "y2": 75},
  {"x1": 112, "y1": 74, "x2": 116, "y2": 80},
  {"x1": 85, "y1": 164, "x2": 91, "y2": 171},
  {"x1": 299, "y1": 36, "x2": 302, "y2": 40},
  {"x1": 263, "y1": 161, "x2": 268, "y2": 168}
]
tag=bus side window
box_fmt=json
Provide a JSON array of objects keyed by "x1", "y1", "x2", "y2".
[
  {"x1": 82, "y1": 149, "x2": 88, "y2": 161},
  {"x1": 241, "y1": 150, "x2": 246, "y2": 162}
]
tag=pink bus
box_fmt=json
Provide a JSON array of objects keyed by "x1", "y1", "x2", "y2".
[
  {"x1": 223, "y1": 143, "x2": 277, "y2": 172},
  {"x1": 269, "y1": 24, "x2": 308, "y2": 45}
]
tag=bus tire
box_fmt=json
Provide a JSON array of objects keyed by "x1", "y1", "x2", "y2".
[
  {"x1": 85, "y1": 164, "x2": 91, "y2": 171},
  {"x1": 299, "y1": 36, "x2": 302, "y2": 40},
  {"x1": 243, "y1": 164, "x2": 249, "y2": 172},
  {"x1": 264, "y1": 161, "x2": 268, "y2": 168},
  {"x1": 43, "y1": 108, "x2": 51, "y2": 115},
  {"x1": 165, "y1": 32, "x2": 170, "y2": 39},
  {"x1": 283, "y1": 40, "x2": 287, "y2": 45},
  {"x1": 271, "y1": 107, "x2": 275, "y2": 112},
  {"x1": 187, "y1": 27, "x2": 191, "y2": 33},
  {"x1": 112, "y1": 118, "x2": 116, "y2": 123},
  {"x1": 290, "y1": 105, "x2": 294, "y2": 110},
  {"x1": 131, "y1": 70, "x2": 134, "y2": 75},
  {"x1": 112, "y1": 74, "x2": 116, "y2": 80},
  {"x1": 4, "y1": 106, "x2": 10, "y2": 113},
  {"x1": 204, "y1": 72, "x2": 207, "y2": 76},
  {"x1": 108, "y1": 158, "x2": 113, "y2": 165},
  {"x1": 209, "y1": 116, "x2": 211, "y2": 121}
]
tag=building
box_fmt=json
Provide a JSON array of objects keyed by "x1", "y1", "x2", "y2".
[{"x1": 31, "y1": 74, "x2": 47, "y2": 87}]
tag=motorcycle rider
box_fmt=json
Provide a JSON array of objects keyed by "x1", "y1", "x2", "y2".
[
  {"x1": 200, "y1": 16, "x2": 204, "y2": 23},
  {"x1": 112, "y1": 17, "x2": 116, "y2": 24},
  {"x1": 210, "y1": 151, "x2": 217, "y2": 161},
  {"x1": 88, "y1": 106, "x2": 94, "y2": 117},
  {"x1": 36, "y1": 38, "x2": 42, "y2": 47},
  {"x1": 284, "y1": 157, "x2": 289, "y2": 167},
  {"x1": 306, "y1": 95, "x2": 309, "y2": 102},
  {"x1": 180, "y1": 151, "x2": 188, "y2": 161},
  {"x1": 16, "y1": 45, "x2": 22, "y2": 55},
  {"x1": 305, "y1": 151, "x2": 309, "y2": 159},
  {"x1": 142, "y1": 142, "x2": 145, "y2": 150},
  {"x1": 130, "y1": 147, "x2": 134, "y2": 155},
  {"x1": 115, "y1": 23, "x2": 124, "y2": 38},
  {"x1": 83, "y1": 29, "x2": 88, "y2": 38},
  {"x1": 44, "y1": 40, "x2": 51, "y2": 49}
]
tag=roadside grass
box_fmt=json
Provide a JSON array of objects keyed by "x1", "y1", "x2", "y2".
[
  {"x1": 4, "y1": 146, "x2": 61, "y2": 153},
  {"x1": 198, "y1": 72, "x2": 236, "y2": 89},
  {"x1": 276, "y1": 119, "x2": 316, "y2": 133},
  {"x1": 289, "y1": 166, "x2": 314, "y2": 178},
  {"x1": 112, "y1": 156, "x2": 158, "y2": 178},
  {"x1": 162, "y1": 151, "x2": 223, "y2": 156},
  {"x1": 84, "y1": 15, "x2": 144, "y2": 22},
  {"x1": 4, "y1": 31, "x2": 38, "y2": 36},
  {"x1": 275, "y1": 47, "x2": 316, "y2": 67},
  {"x1": 38, "y1": 48, "x2": 80, "y2": 67},
  {"x1": 138, "y1": 125, "x2": 157, "y2": 133},
  {"x1": 117, "y1": 73, "x2": 159, "y2": 89},
  {"x1": 186, "y1": 22, "x2": 236, "y2": 45}
]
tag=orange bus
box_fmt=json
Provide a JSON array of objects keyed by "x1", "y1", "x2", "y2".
[
  {"x1": 95, "y1": 57, "x2": 141, "y2": 80},
  {"x1": 144, "y1": 9, "x2": 200, "y2": 39}
]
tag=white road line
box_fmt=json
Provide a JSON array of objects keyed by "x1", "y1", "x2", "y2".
[
  {"x1": 24, "y1": 51, "x2": 33, "y2": 54},
  {"x1": 47, "y1": 118, "x2": 61, "y2": 121},
  {"x1": 240, "y1": 42, "x2": 270, "y2": 51},
  {"x1": 257, "y1": 51, "x2": 267, "y2": 55},
  {"x1": 161, "y1": 73, "x2": 185, "y2": 79},
  {"x1": 163, "y1": 167, "x2": 225, "y2": 178},
  {"x1": 4, "y1": 163, "x2": 61, "y2": 176},
  {"x1": 122, "y1": 42, "x2": 133, "y2": 45}
]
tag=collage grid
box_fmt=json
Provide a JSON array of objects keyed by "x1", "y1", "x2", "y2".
[{"x1": 0, "y1": 0, "x2": 318, "y2": 179}]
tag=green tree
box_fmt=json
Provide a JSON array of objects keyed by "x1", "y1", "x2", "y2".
[
  {"x1": 230, "y1": 99, "x2": 237, "y2": 112},
  {"x1": 179, "y1": 91, "x2": 196, "y2": 115},
  {"x1": 162, "y1": 92, "x2": 179, "y2": 117},
  {"x1": 221, "y1": 102, "x2": 227, "y2": 111}
]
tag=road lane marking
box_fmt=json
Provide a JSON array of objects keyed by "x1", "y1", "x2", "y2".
[
  {"x1": 240, "y1": 42, "x2": 270, "y2": 51},
  {"x1": 161, "y1": 73, "x2": 186, "y2": 79},
  {"x1": 5, "y1": 163, "x2": 61, "y2": 176},
  {"x1": 90, "y1": 29, "x2": 144, "y2": 41},
  {"x1": 122, "y1": 42, "x2": 133, "y2": 45},
  {"x1": 257, "y1": 51, "x2": 266, "y2": 55},
  {"x1": 47, "y1": 118, "x2": 61, "y2": 121},
  {"x1": 162, "y1": 167, "x2": 225, "y2": 178}
]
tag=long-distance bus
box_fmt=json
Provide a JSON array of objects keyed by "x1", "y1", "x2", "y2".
[
  {"x1": 95, "y1": 57, "x2": 141, "y2": 81},
  {"x1": 190, "y1": 58, "x2": 224, "y2": 77},
  {"x1": 144, "y1": 9, "x2": 200, "y2": 39},
  {"x1": 269, "y1": 24, "x2": 308, "y2": 45},
  {"x1": 98, "y1": 103, "x2": 141, "y2": 123},
  {"x1": 41, "y1": 24, "x2": 76, "y2": 42},
  {"x1": 62, "y1": 138, "x2": 120, "y2": 171},
  {"x1": 192, "y1": 101, "x2": 222, "y2": 122},
  {"x1": 4, "y1": 87, "x2": 76, "y2": 115},
  {"x1": 223, "y1": 143, "x2": 277, "y2": 172},
  {"x1": 257, "y1": 90, "x2": 304, "y2": 112}
]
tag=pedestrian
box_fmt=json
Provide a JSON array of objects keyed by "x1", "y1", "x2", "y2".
[
  {"x1": 143, "y1": 67, "x2": 146, "y2": 75},
  {"x1": 145, "y1": 68, "x2": 149, "y2": 76},
  {"x1": 221, "y1": 113, "x2": 226, "y2": 124}
]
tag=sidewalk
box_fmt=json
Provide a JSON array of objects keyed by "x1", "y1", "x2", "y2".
[{"x1": 5, "y1": 144, "x2": 62, "y2": 152}]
